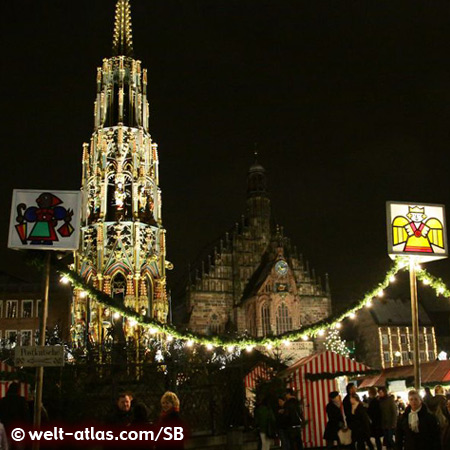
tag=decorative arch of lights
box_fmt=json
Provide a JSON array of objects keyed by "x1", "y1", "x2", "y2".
[{"x1": 54, "y1": 257, "x2": 448, "y2": 351}]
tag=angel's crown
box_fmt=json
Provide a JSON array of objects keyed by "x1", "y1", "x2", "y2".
[{"x1": 408, "y1": 206, "x2": 425, "y2": 214}]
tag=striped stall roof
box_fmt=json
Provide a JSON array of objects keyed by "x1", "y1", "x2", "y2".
[
  {"x1": 359, "y1": 360, "x2": 450, "y2": 388},
  {"x1": 280, "y1": 351, "x2": 371, "y2": 448},
  {"x1": 0, "y1": 361, "x2": 15, "y2": 373},
  {"x1": 0, "y1": 361, "x2": 30, "y2": 399},
  {"x1": 244, "y1": 363, "x2": 273, "y2": 389}
]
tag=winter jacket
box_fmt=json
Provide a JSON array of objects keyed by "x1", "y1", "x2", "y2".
[
  {"x1": 0, "y1": 392, "x2": 29, "y2": 431},
  {"x1": 396, "y1": 405, "x2": 441, "y2": 450},
  {"x1": 348, "y1": 404, "x2": 371, "y2": 442},
  {"x1": 323, "y1": 401, "x2": 344, "y2": 441},
  {"x1": 367, "y1": 397, "x2": 383, "y2": 437},
  {"x1": 379, "y1": 394, "x2": 398, "y2": 429},
  {"x1": 442, "y1": 409, "x2": 450, "y2": 448},
  {"x1": 255, "y1": 404, "x2": 276, "y2": 436}
]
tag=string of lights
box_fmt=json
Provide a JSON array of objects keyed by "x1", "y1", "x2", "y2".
[{"x1": 45, "y1": 257, "x2": 414, "y2": 350}]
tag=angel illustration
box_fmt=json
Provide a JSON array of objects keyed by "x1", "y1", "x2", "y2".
[{"x1": 392, "y1": 206, "x2": 444, "y2": 253}]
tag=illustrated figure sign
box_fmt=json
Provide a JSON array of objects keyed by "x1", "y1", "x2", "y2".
[
  {"x1": 391, "y1": 205, "x2": 444, "y2": 254},
  {"x1": 15, "y1": 192, "x2": 74, "y2": 245}
]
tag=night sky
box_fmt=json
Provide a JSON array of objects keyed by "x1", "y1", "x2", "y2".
[{"x1": 2, "y1": 1, "x2": 450, "y2": 310}]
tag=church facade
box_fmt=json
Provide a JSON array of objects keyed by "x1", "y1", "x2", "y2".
[
  {"x1": 187, "y1": 160, "x2": 332, "y2": 349},
  {"x1": 72, "y1": 0, "x2": 169, "y2": 348}
]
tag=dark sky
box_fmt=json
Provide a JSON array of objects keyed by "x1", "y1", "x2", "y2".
[{"x1": 2, "y1": 1, "x2": 450, "y2": 309}]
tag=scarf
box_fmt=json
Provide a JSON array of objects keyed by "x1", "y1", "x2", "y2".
[{"x1": 408, "y1": 406, "x2": 422, "y2": 433}]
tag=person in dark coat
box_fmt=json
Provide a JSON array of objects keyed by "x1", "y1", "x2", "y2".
[
  {"x1": 323, "y1": 391, "x2": 344, "y2": 449},
  {"x1": 348, "y1": 394, "x2": 374, "y2": 450},
  {"x1": 378, "y1": 387, "x2": 397, "y2": 450},
  {"x1": 0, "y1": 382, "x2": 29, "y2": 450},
  {"x1": 396, "y1": 389, "x2": 441, "y2": 450},
  {"x1": 367, "y1": 387, "x2": 383, "y2": 450},
  {"x1": 343, "y1": 383, "x2": 358, "y2": 428},
  {"x1": 441, "y1": 398, "x2": 450, "y2": 449},
  {"x1": 284, "y1": 389, "x2": 304, "y2": 450},
  {"x1": 106, "y1": 392, "x2": 134, "y2": 426},
  {"x1": 432, "y1": 385, "x2": 448, "y2": 429},
  {"x1": 254, "y1": 396, "x2": 276, "y2": 450},
  {"x1": 423, "y1": 387, "x2": 434, "y2": 410},
  {"x1": 276, "y1": 396, "x2": 291, "y2": 450},
  {"x1": 0, "y1": 382, "x2": 29, "y2": 428}
]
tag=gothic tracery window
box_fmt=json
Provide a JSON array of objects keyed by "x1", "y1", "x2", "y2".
[
  {"x1": 146, "y1": 277, "x2": 153, "y2": 318},
  {"x1": 111, "y1": 273, "x2": 126, "y2": 302},
  {"x1": 261, "y1": 303, "x2": 271, "y2": 336},
  {"x1": 276, "y1": 303, "x2": 292, "y2": 335}
]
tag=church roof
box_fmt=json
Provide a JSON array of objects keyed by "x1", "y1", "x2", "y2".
[
  {"x1": 240, "y1": 254, "x2": 275, "y2": 301},
  {"x1": 369, "y1": 298, "x2": 432, "y2": 326}
]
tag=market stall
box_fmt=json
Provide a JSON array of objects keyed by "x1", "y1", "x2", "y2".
[
  {"x1": 280, "y1": 351, "x2": 373, "y2": 448},
  {"x1": 358, "y1": 359, "x2": 450, "y2": 400},
  {"x1": 0, "y1": 361, "x2": 30, "y2": 398}
]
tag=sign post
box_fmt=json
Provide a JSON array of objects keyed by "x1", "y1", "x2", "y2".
[
  {"x1": 387, "y1": 201, "x2": 448, "y2": 390},
  {"x1": 8, "y1": 189, "x2": 80, "y2": 448}
]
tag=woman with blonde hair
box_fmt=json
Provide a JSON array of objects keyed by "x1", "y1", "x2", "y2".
[{"x1": 156, "y1": 391, "x2": 184, "y2": 449}]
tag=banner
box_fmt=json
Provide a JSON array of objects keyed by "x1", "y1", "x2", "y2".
[{"x1": 8, "y1": 189, "x2": 81, "y2": 251}]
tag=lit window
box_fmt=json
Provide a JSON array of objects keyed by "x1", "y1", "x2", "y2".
[
  {"x1": 261, "y1": 303, "x2": 271, "y2": 336},
  {"x1": 5, "y1": 300, "x2": 18, "y2": 318},
  {"x1": 400, "y1": 335, "x2": 407, "y2": 344},
  {"x1": 428, "y1": 351, "x2": 435, "y2": 361},
  {"x1": 382, "y1": 334, "x2": 389, "y2": 346},
  {"x1": 21, "y1": 330, "x2": 32, "y2": 346},
  {"x1": 384, "y1": 352, "x2": 390, "y2": 362},
  {"x1": 5, "y1": 330, "x2": 17, "y2": 347},
  {"x1": 276, "y1": 303, "x2": 292, "y2": 335},
  {"x1": 22, "y1": 300, "x2": 33, "y2": 318},
  {"x1": 402, "y1": 351, "x2": 409, "y2": 362}
]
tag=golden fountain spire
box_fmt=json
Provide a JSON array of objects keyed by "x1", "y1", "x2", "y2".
[{"x1": 112, "y1": 0, "x2": 134, "y2": 57}]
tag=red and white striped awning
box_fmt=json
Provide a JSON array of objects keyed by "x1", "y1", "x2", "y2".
[
  {"x1": 282, "y1": 350, "x2": 371, "y2": 379},
  {"x1": 0, "y1": 361, "x2": 15, "y2": 373},
  {"x1": 244, "y1": 363, "x2": 274, "y2": 389},
  {"x1": 279, "y1": 351, "x2": 372, "y2": 449},
  {"x1": 0, "y1": 360, "x2": 30, "y2": 399}
]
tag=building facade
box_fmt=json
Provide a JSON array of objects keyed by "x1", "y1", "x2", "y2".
[
  {"x1": 0, "y1": 272, "x2": 71, "y2": 348},
  {"x1": 186, "y1": 159, "x2": 332, "y2": 356},
  {"x1": 353, "y1": 298, "x2": 438, "y2": 369},
  {"x1": 72, "y1": 0, "x2": 169, "y2": 348}
]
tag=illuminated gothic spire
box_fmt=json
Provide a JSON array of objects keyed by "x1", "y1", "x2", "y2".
[{"x1": 112, "y1": 0, "x2": 134, "y2": 57}]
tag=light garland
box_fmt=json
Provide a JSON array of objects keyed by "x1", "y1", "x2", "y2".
[{"x1": 32, "y1": 254, "x2": 450, "y2": 351}]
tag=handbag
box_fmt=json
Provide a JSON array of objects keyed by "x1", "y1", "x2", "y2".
[
  {"x1": 338, "y1": 413, "x2": 352, "y2": 445},
  {"x1": 338, "y1": 427, "x2": 352, "y2": 445}
]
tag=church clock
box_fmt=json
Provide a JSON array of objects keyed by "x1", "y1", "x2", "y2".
[{"x1": 275, "y1": 260, "x2": 288, "y2": 276}]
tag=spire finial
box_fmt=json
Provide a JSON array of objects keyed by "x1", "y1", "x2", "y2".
[{"x1": 112, "y1": 0, "x2": 134, "y2": 57}]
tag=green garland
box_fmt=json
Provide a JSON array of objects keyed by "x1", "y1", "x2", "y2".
[
  {"x1": 305, "y1": 370, "x2": 379, "y2": 382},
  {"x1": 44, "y1": 256, "x2": 405, "y2": 349}
]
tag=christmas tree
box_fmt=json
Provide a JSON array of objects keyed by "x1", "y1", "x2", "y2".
[{"x1": 325, "y1": 328, "x2": 350, "y2": 357}]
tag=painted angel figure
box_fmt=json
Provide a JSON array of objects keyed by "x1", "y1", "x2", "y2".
[{"x1": 392, "y1": 206, "x2": 444, "y2": 253}]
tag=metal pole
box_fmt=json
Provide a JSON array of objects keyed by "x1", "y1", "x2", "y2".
[
  {"x1": 409, "y1": 258, "x2": 421, "y2": 390},
  {"x1": 33, "y1": 253, "x2": 50, "y2": 436}
]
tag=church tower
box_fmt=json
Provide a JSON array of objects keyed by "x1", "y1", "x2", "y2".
[{"x1": 72, "y1": 0, "x2": 169, "y2": 348}]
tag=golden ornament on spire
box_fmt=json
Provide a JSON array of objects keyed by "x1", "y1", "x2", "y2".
[{"x1": 112, "y1": 0, "x2": 134, "y2": 57}]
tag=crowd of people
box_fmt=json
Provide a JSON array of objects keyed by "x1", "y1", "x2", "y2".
[
  {"x1": 324, "y1": 383, "x2": 450, "y2": 449},
  {"x1": 254, "y1": 388, "x2": 305, "y2": 450},
  {"x1": 253, "y1": 383, "x2": 450, "y2": 450},
  {"x1": 0, "y1": 383, "x2": 184, "y2": 450}
]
